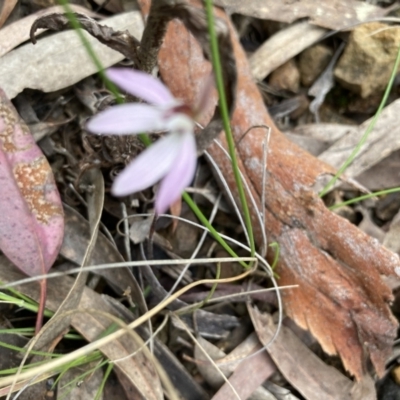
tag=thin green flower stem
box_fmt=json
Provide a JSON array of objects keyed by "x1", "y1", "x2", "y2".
[
  {"x1": 329, "y1": 187, "x2": 400, "y2": 211},
  {"x1": 58, "y1": 1, "x2": 243, "y2": 266},
  {"x1": 204, "y1": 0, "x2": 256, "y2": 260},
  {"x1": 319, "y1": 43, "x2": 400, "y2": 197}
]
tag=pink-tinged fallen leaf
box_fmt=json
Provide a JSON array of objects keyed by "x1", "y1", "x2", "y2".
[{"x1": 0, "y1": 88, "x2": 64, "y2": 333}]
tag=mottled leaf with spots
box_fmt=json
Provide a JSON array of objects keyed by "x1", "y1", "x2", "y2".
[{"x1": 0, "y1": 88, "x2": 64, "y2": 332}]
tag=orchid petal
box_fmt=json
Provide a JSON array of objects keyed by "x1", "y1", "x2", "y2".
[
  {"x1": 155, "y1": 131, "x2": 197, "y2": 214},
  {"x1": 107, "y1": 68, "x2": 176, "y2": 106},
  {"x1": 86, "y1": 104, "x2": 165, "y2": 135},
  {"x1": 111, "y1": 132, "x2": 182, "y2": 196}
]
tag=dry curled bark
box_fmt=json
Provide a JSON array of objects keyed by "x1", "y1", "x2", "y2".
[{"x1": 138, "y1": 0, "x2": 400, "y2": 379}]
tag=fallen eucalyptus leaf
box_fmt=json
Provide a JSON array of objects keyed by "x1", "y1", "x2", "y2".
[
  {"x1": 249, "y1": 307, "x2": 354, "y2": 400},
  {"x1": 0, "y1": 88, "x2": 64, "y2": 332},
  {"x1": 215, "y1": 0, "x2": 390, "y2": 31},
  {"x1": 319, "y1": 98, "x2": 400, "y2": 178},
  {"x1": 0, "y1": 12, "x2": 144, "y2": 98},
  {"x1": 249, "y1": 21, "x2": 327, "y2": 81},
  {"x1": 0, "y1": 5, "x2": 98, "y2": 58}
]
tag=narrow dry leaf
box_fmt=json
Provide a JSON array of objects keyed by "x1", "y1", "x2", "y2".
[
  {"x1": 319, "y1": 98, "x2": 400, "y2": 178},
  {"x1": 0, "y1": 5, "x2": 98, "y2": 58},
  {"x1": 0, "y1": 12, "x2": 144, "y2": 99},
  {"x1": 211, "y1": 336, "x2": 276, "y2": 400},
  {"x1": 288, "y1": 123, "x2": 354, "y2": 142},
  {"x1": 356, "y1": 149, "x2": 400, "y2": 190},
  {"x1": 60, "y1": 203, "x2": 147, "y2": 315},
  {"x1": 249, "y1": 307, "x2": 355, "y2": 400},
  {"x1": 214, "y1": 0, "x2": 390, "y2": 30},
  {"x1": 195, "y1": 333, "x2": 277, "y2": 399},
  {"x1": 152, "y1": 0, "x2": 400, "y2": 379},
  {"x1": 0, "y1": 88, "x2": 64, "y2": 332},
  {"x1": 249, "y1": 21, "x2": 327, "y2": 81},
  {"x1": 195, "y1": 336, "x2": 227, "y2": 388},
  {"x1": 283, "y1": 132, "x2": 330, "y2": 156}
]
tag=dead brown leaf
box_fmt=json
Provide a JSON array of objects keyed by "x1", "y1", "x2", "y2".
[
  {"x1": 357, "y1": 149, "x2": 400, "y2": 190},
  {"x1": 319, "y1": 98, "x2": 400, "y2": 179},
  {"x1": 249, "y1": 21, "x2": 326, "y2": 81},
  {"x1": 211, "y1": 334, "x2": 276, "y2": 400},
  {"x1": 214, "y1": 0, "x2": 391, "y2": 31},
  {"x1": 149, "y1": 0, "x2": 400, "y2": 380},
  {"x1": 249, "y1": 306, "x2": 356, "y2": 400}
]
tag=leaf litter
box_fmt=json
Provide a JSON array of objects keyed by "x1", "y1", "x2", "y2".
[{"x1": 1, "y1": 0, "x2": 400, "y2": 399}]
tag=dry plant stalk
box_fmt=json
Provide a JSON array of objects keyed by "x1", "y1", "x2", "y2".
[{"x1": 138, "y1": 0, "x2": 400, "y2": 379}]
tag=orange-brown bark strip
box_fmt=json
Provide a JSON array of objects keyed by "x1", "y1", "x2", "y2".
[{"x1": 138, "y1": 0, "x2": 400, "y2": 379}]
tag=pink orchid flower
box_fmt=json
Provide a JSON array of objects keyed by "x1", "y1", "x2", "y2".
[{"x1": 87, "y1": 68, "x2": 200, "y2": 214}]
